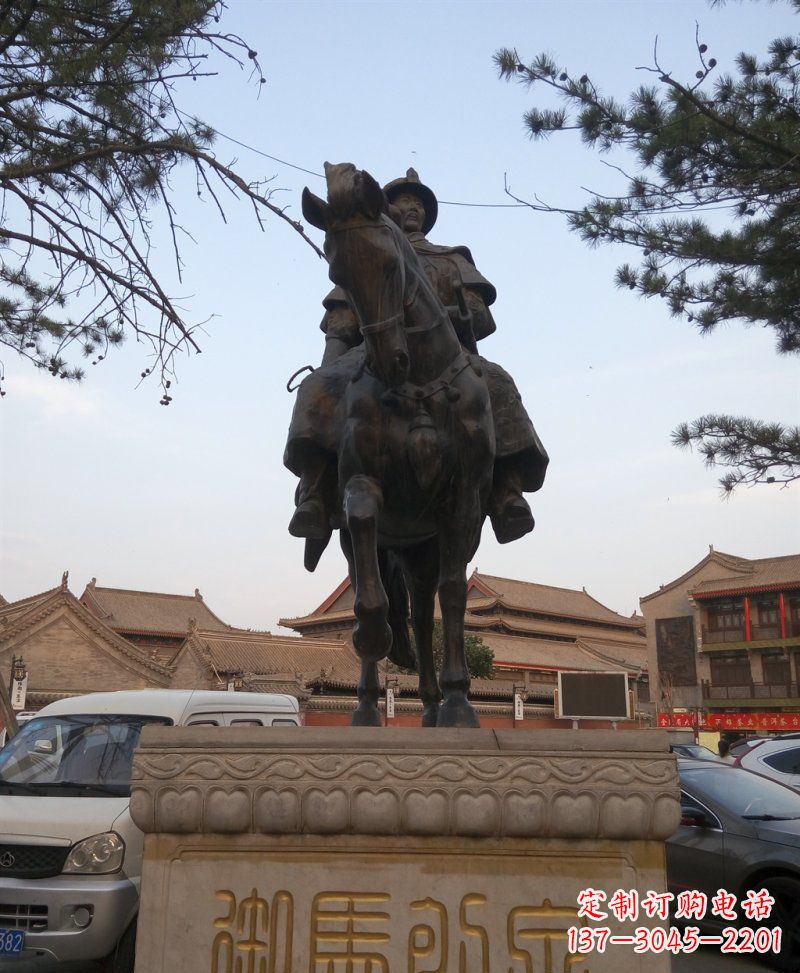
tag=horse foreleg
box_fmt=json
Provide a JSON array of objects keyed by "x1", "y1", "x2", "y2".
[
  {"x1": 437, "y1": 489, "x2": 482, "y2": 728},
  {"x1": 343, "y1": 475, "x2": 391, "y2": 725},
  {"x1": 401, "y1": 539, "x2": 440, "y2": 727}
]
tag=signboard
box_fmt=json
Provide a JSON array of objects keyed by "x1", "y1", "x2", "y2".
[
  {"x1": 386, "y1": 686, "x2": 395, "y2": 720},
  {"x1": 657, "y1": 711, "x2": 697, "y2": 728},
  {"x1": 513, "y1": 692, "x2": 524, "y2": 722},
  {"x1": 556, "y1": 671, "x2": 630, "y2": 720},
  {"x1": 707, "y1": 711, "x2": 800, "y2": 732},
  {"x1": 10, "y1": 675, "x2": 28, "y2": 711},
  {"x1": 658, "y1": 711, "x2": 800, "y2": 731}
]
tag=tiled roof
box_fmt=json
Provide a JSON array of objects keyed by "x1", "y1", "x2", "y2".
[
  {"x1": 304, "y1": 667, "x2": 538, "y2": 701},
  {"x1": 0, "y1": 587, "x2": 60, "y2": 625},
  {"x1": 472, "y1": 572, "x2": 639, "y2": 626},
  {"x1": 0, "y1": 586, "x2": 172, "y2": 680},
  {"x1": 690, "y1": 553, "x2": 800, "y2": 598},
  {"x1": 187, "y1": 630, "x2": 353, "y2": 676},
  {"x1": 479, "y1": 631, "x2": 636, "y2": 674},
  {"x1": 640, "y1": 549, "x2": 798, "y2": 603},
  {"x1": 0, "y1": 593, "x2": 6, "y2": 607},
  {"x1": 80, "y1": 580, "x2": 233, "y2": 635},
  {"x1": 577, "y1": 637, "x2": 648, "y2": 672},
  {"x1": 282, "y1": 572, "x2": 641, "y2": 631},
  {"x1": 463, "y1": 611, "x2": 644, "y2": 644},
  {"x1": 279, "y1": 607, "x2": 354, "y2": 629}
]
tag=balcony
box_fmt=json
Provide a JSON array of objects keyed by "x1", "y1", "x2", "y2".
[{"x1": 702, "y1": 680, "x2": 800, "y2": 702}]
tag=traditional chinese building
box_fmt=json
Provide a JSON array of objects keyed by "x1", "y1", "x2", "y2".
[
  {"x1": 79, "y1": 578, "x2": 233, "y2": 664},
  {"x1": 0, "y1": 575, "x2": 172, "y2": 713},
  {"x1": 280, "y1": 570, "x2": 651, "y2": 723},
  {"x1": 641, "y1": 548, "x2": 800, "y2": 732},
  {"x1": 1, "y1": 570, "x2": 651, "y2": 732}
]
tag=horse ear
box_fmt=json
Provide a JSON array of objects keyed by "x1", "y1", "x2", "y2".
[
  {"x1": 359, "y1": 170, "x2": 384, "y2": 220},
  {"x1": 302, "y1": 187, "x2": 330, "y2": 230}
]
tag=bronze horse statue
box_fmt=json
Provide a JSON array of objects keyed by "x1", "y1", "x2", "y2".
[{"x1": 301, "y1": 163, "x2": 495, "y2": 728}]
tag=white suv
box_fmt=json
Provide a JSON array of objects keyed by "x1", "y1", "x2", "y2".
[{"x1": 735, "y1": 738, "x2": 800, "y2": 791}]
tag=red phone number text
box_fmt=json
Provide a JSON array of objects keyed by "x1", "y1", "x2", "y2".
[{"x1": 567, "y1": 925, "x2": 782, "y2": 955}]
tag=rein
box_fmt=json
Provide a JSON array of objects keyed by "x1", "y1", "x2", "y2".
[{"x1": 330, "y1": 214, "x2": 464, "y2": 393}]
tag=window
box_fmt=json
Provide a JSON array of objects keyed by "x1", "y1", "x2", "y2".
[
  {"x1": 271, "y1": 718, "x2": 300, "y2": 726},
  {"x1": 762, "y1": 654, "x2": 790, "y2": 685},
  {"x1": 0, "y1": 714, "x2": 170, "y2": 796},
  {"x1": 709, "y1": 655, "x2": 752, "y2": 686},
  {"x1": 757, "y1": 600, "x2": 780, "y2": 626},
  {"x1": 679, "y1": 791, "x2": 721, "y2": 830},
  {"x1": 763, "y1": 748, "x2": 800, "y2": 775},
  {"x1": 708, "y1": 600, "x2": 744, "y2": 631},
  {"x1": 228, "y1": 718, "x2": 264, "y2": 727}
]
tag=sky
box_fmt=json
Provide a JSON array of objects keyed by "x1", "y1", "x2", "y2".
[{"x1": 1, "y1": 0, "x2": 798, "y2": 633}]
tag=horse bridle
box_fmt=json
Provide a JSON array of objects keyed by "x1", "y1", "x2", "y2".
[{"x1": 327, "y1": 219, "x2": 446, "y2": 338}]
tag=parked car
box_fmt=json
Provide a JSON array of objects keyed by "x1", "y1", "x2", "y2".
[
  {"x1": 0, "y1": 689, "x2": 301, "y2": 971},
  {"x1": 670, "y1": 743, "x2": 721, "y2": 761},
  {"x1": 668, "y1": 759, "x2": 800, "y2": 971},
  {"x1": 735, "y1": 739, "x2": 800, "y2": 792}
]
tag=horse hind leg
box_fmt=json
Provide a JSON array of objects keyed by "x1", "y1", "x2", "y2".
[
  {"x1": 437, "y1": 489, "x2": 481, "y2": 729},
  {"x1": 343, "y1": 476, "x2": 392, "y2": 725},
  {"x1": 400, "y1": 539, "x2": 441, "y2": 727}
]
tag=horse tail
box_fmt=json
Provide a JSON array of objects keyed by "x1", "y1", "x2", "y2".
[
  {"x1": 384, "y1": 553, "x2": 417, "y2": 672},
  {"x1": 407, "y1": 402, "x2": 441, "y2": 491}
]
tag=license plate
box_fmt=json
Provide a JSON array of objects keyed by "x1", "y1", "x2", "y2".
[{"x1": 0, "y1": 928, "x2": 25, "y2": 955}]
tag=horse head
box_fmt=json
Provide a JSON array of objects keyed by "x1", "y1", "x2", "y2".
[{"x1": 303, "y1": 163, "x2": 410, "y2": 389}]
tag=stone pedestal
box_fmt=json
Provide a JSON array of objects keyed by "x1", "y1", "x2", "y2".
[{"x1": 130, "y1": 727, "x2": 679, "y2": 972}]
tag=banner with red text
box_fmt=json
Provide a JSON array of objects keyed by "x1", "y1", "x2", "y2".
[{"x1": 658, "y1": 711, "x2": 800, "y2": 731}]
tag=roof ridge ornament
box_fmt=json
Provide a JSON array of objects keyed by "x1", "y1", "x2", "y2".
[{"x1": 60, "y1": 570, "x2": 69, "y2": 592}]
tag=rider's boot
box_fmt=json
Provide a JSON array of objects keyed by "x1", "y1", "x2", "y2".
[
  {"x1": 289, "y1": 459, "x2": 334, "y2": 570},
  {"x1": 489, "y1": 461, "x2": 534, "y2": 545}
]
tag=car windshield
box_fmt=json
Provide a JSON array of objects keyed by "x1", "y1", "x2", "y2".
[
  {"x1": 681, "y1": 764, "x2": 800, "y2": 819},
  {"x1": 0, "y1": 714, "x2": 170, "y2": 797}
]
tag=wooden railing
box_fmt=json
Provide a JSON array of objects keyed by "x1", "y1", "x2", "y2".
[
  {"x1": 702, "y1": 620, "x2": 800, "y2": 645},
  {"x1": 702, "y1": 680, "x2": 800, "y2": 700}
]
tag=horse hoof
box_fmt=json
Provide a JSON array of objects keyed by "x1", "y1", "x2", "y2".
[
  {"x1": 421, "y1": 704, "x2": 440, "y2": 727},
  {"x1": 437, "y1": 694, "x2": 480, "y2": 728},
  {"x1": 353, "y1": 618, "x2": 392, "y2": 662},
  {"x1": 351, "y1": 704, "x2": 382, "y2": 727}
]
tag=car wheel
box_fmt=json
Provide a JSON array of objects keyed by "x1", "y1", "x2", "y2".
[
  {"x1": 758, "y1": 877, "x2": 800, "y2": 972},
  {"x1": 102, "y1": 918, "x2": 137, "y2": 973}
]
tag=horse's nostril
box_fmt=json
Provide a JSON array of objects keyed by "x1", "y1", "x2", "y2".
[{"x1": 395, "y1": 352, "x2": 409, "y2": 373}]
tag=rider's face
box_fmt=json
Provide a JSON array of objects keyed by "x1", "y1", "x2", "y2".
[{"x1": 393, "y1": 192, "x2": 426, "y2": 233}]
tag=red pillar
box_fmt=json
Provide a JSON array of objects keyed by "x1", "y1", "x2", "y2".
[
  {"x1": 780, "y1": 592, "x2": 787, "y2": 639},
  {"x1": 744, "y1": 597, "x2": 752, "y2": 641}
]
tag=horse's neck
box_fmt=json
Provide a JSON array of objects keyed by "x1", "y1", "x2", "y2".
[{"x1": 404, "y1": 267, "x2": 463, "y2": 384}]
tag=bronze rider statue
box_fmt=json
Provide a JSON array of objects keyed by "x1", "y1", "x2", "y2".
[{"x1": 284, "y1": 168, "x2": 548, "y2": 572}]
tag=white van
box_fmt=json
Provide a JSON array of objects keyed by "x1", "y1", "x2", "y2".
[{"x1": 0, "y1": 688, "x2": 300, "y2": 970}]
